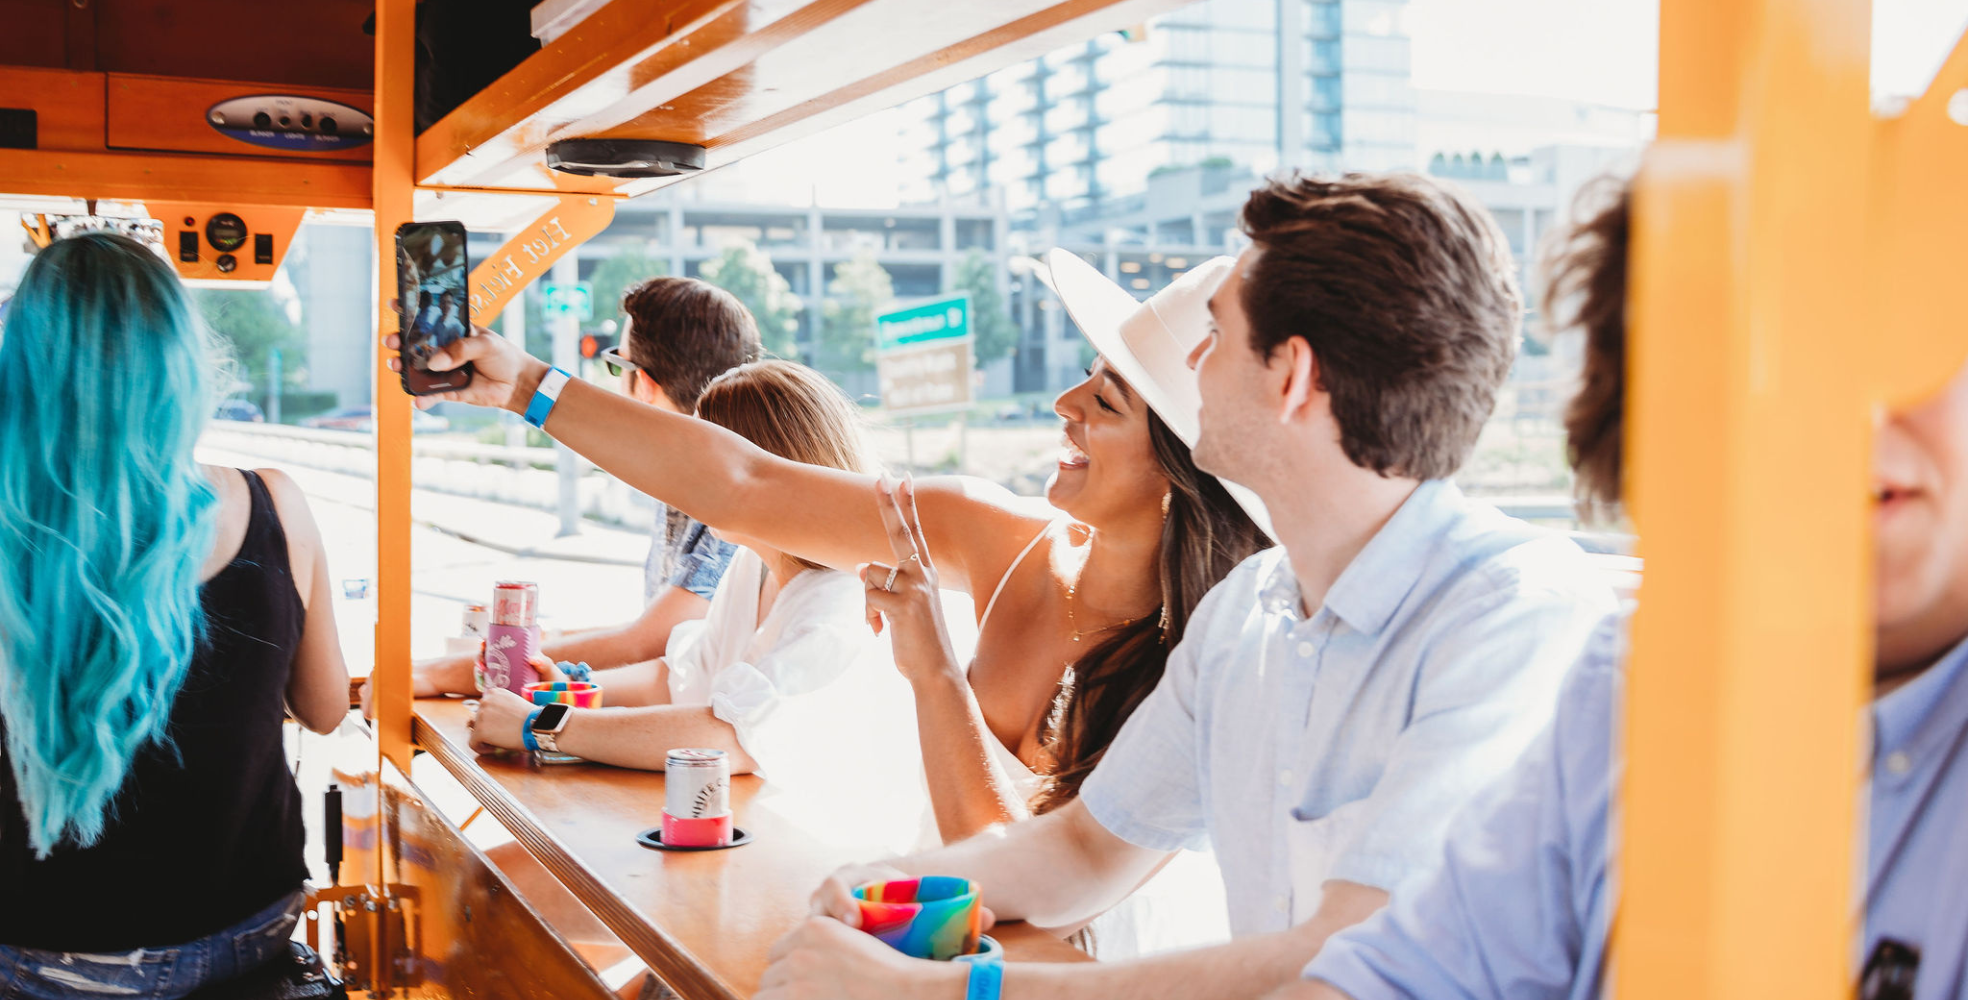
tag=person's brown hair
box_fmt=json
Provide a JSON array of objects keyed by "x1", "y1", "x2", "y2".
[
  {"x1": 622, "y1": 277, "x2": 764, "y2": 413},
  {"x1": 1238, "y1": 172, "x2": 1523, "y2": 480},
  {"x1": 1031, "y1": 411, "x2": 1270, "y2": 813},
  {"x1": 1539, "y1": 179, "x2": 1629, "y2": 520},
  {"x1": 693, "y1": 360, "x2": 876, "y2": 572}
]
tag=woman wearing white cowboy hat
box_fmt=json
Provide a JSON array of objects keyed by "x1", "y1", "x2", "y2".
[{"x1": 387, "y1": 249, "x2": 1270, "y2": 947}]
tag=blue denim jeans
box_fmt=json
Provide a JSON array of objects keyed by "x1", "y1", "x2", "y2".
[{"x1": 0, "y1": 891, "x2": 303, "y2": 1000}]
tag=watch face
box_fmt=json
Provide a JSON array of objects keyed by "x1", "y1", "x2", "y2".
[{"x1": 532, "y1": 703, "x2": 571, "y2": 732}]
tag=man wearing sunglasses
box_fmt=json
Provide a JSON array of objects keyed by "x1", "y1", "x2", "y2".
[{"x1": 399, "y1": 276, "x2": 763, "y2": 699}]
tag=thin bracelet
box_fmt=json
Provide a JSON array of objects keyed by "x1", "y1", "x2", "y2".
[{"x1": 522, "y1": 707, "x2": 543, "y2": 751}]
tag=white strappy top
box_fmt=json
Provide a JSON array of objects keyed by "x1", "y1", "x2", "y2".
[
  {"x1": 963, "y1": 522, "x2": 1056, "y2": 803},
  {"x1": 976, "y1": 522, "x2": 1053, "y2": 635},
  {"x1": 941, "y1": 521, "x2": 1232, "y2": 958}
]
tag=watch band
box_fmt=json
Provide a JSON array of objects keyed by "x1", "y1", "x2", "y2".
[
  {"x1": 955, "y1": 936, "x2": 1003, "y2": 1000},
  {"x1": 522, "y1": 707, "x2": 543, "y2": 751},
  {"x1": 963, "y1": 953, "x2": 1003, "y2": 1000},
  {"x1": 536, "y1": 726, "x2": 562, "y2": 754},
  {"x1": 524, "y1": 367, "x2": 572, "y2": 429}
]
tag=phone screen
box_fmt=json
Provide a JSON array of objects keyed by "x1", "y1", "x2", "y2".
[{"x1": 396, "y1": 221, "x2": 473, "y2": 394}]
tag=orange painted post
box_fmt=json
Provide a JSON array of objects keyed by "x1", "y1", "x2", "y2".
[
  {"x1": 1617, "y1": 0, "x2": 1968, "y2": 996},
  {"x1": 372, "y1": 0, "x2": 417, "y2": 778}
]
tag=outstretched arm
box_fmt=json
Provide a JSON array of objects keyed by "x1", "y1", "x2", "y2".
[
  {"x1": 466, "y1": 688, "x2": 757, "y2": 772},
  {"x1": 399, "y1": 584, "x2": 705, "y2": 700},
  {"x1": 762, "y1": 881, "x2": 1386, "y2": 1000},
  {"x1": 391, "y1": 328, "x2": 1042, "y2": 592}
]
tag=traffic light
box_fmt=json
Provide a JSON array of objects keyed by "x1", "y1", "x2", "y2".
[{"x1": 580, "y1": 331, "x2": 617, "y2": 359}]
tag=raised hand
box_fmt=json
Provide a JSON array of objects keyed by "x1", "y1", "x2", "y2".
[
  {"x1": 383, "y1": 299, "x2": 547, "y2": 413},
  {"x1": 860, "y1": 475, "x2": 963, "y2": 689}
]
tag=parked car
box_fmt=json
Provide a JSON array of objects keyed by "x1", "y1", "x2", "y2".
[
  {"x1": 300, "y1": 406, "x2": 450, "y2": 433},
  {"x1": 213, "y1": 399, "x2": 265, "y2": 423}
]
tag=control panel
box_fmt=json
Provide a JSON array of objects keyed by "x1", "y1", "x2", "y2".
[
  {"x1": 152, "y1": 203, "x2": 305, "y2": 286},
  {"x1": 206, "y1": 94, "x2": 373, "y2": 153}
]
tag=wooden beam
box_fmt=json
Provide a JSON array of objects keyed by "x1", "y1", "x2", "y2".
[
  {"x1": 1620, "y1": 0, "x2": 1875, "y2": 996},
  {"x1": 372, "y1": 0, "x2": 417, "y2": 781},
  {"x1": 0, "y1": 148, "x2": 370, "y2": 209}
]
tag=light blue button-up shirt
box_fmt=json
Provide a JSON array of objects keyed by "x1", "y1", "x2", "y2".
[
  {"x1": 1306, "y1": 619, "x2": 1968, "y2": 999},
  {"x1": 1079, "y1": 480, "x2": 1616, "y2": 937}
]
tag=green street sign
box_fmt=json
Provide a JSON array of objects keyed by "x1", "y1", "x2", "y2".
[
  {"x1": 545, "y1": 282, "x2": 594, "y2": 322},
  {"x1": 876, "y1": 293, "x2": 970, "y2": 353}
]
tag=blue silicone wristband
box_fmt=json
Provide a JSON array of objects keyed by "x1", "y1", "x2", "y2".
[
  {"x1": 524, "y1": 367, "x2": 571, "y2": 429},
  {"x1": 522, "y1": 707, "x2": 543, "y2": 751},
  {"x1": 965, "y1": 956, "x2": 1003, "y2": 1000}
]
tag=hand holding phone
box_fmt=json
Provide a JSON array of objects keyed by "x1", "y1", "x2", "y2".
[{"x1": 395, "y1": 221, "x2": 474, "y2": 395}]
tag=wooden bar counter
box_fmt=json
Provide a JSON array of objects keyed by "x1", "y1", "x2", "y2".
[{"x1": 413, "y1": 699, "x2": 1088, "y2": 1000}]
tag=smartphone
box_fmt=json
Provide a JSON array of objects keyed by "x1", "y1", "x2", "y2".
[{"x1": 395, "y1": 221, "x2": 474, "y2": 395}]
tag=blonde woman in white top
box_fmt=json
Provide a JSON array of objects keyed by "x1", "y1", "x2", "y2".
[{"x1": 466, "y1": 361, "x2": 918, "y2": 816}]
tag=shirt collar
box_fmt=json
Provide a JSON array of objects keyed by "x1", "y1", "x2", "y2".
[
  {"x1": 1872, "y1": 629, "x2": 1968, "y2": 769},
  {"x1": 1258, "y1": 480, "x2": 1467, "y2": 635}
]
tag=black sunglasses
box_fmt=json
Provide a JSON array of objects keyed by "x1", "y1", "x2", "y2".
[{"x1": 598, "y1": 344, "x2": 647, "y2": 380}]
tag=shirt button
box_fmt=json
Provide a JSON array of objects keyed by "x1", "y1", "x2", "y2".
[
  {"x1": 1274, "y1": 895, "x2": 1290, "y2": 914},
  {"x1": 1296, "y1": 641, "x2": 1315, "y2": 658},
  {"x1": 1278, "y1": 769, "x2": 1294, "y2": 787},
  {"x1": 1885, "y1": 751, "x2": 1912, "y2": 776}
]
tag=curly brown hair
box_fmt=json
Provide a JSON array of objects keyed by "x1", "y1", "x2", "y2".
[
  {"x1": 1238, "y1": 172, "x2": 1523, "y2": 480},
  {"x1": 1539, "y1": 179, "x2": 1629, "y2": 520}
]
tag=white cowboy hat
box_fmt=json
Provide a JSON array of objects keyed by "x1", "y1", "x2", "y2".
[{"x1": 1042, "y1": 248, "x2": 1274, "y2": 540}]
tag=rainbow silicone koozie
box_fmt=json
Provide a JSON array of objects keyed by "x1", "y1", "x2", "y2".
[
  {"x1": 852, "y1": 877, "x2": 982, "y2": 961},
  {"x1": 524, "y1": 680, "x2": 603, "y2": 708}
]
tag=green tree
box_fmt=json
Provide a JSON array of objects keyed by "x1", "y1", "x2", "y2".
[
  {"x1": 819, "y1": 250, "x2": 893, "y2": 376},
  {"x1": 586, "y1": 245, "x2": 669, "y2": 331},
  {"x1": 193, "y1": 288, "x2": 303, "y2": 408},
  {"x1": 700, "y1": 240, "x2": 801, "y2": 357},
  {"x1": 949, "y1": 249, "x2": 1015, "y2": 364}
]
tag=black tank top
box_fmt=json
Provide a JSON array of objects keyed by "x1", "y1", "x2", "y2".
[{"x1": 0, "y1": 470, "x2": 309, "y2": 950}]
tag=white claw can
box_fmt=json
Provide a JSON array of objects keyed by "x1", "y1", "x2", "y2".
[
  {"x1": 460, "y1": 603, "x2": 489, "y2": 640},
  {"x1": 662, "y1": 748, "x2": 733, "y2": 847}
]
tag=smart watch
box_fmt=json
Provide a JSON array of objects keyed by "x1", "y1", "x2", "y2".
[{"x1": 529, "y1": 702, "x2": 572, "y2": 754}]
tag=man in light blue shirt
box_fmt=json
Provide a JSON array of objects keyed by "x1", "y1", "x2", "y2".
[
  {"x1": 760, "y1": 173, "x2": 1614, "y2": 1000},
  {"x1": 1288, "y1": 184, "x2": 1968, "y2": 1000}
]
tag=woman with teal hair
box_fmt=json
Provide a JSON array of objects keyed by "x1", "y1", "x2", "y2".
[{"x1": 0, "y1": 233, "x2": 351, "y2": 999}]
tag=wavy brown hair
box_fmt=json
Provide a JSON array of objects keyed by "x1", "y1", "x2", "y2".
[
  {"x1": 1031, "y1": 411, "x2": 1270, "y2": 813},
  {"x1": 1539, "y1": 179, "x2": 1629, "y2": 520}
]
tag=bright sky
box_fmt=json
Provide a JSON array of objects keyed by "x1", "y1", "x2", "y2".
[{"x1": 727, "y1": 0, "x2": 1968, "y2": 206}]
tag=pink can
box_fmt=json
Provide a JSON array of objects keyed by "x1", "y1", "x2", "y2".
[{"x1": 492, "y1": 581, "x2": 538, "y2": 627}]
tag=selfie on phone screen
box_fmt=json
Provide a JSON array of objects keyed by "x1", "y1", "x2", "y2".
[{"x1": 396, "y1": 221, "x2": 473, "y2": 394}]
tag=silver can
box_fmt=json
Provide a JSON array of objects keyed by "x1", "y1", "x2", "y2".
[
  {"x1": 460, "y1": 603, "x2": 489, "y2": 640},
  {"x1": 664, "y1": 748, "x2": 730, "y2": 819}
]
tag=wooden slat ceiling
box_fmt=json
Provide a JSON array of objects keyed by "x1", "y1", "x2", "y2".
[{"x1": 417, "y1": 0, "x2": 1190, "y2": 200}]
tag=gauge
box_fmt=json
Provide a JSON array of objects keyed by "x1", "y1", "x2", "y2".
[{"x1": 205, "y1": 213, "x2": 248, "y2": 253}]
